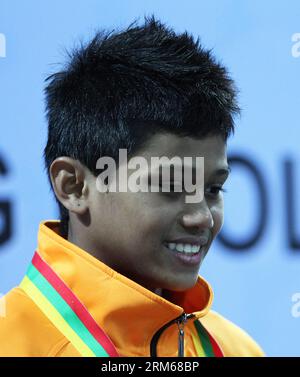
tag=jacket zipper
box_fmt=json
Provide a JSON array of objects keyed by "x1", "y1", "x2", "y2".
[
  {"x1": 150, "y1": 312, "x2": 196, "y2": 357},
  {"x1": 177, "y1": 313, "x2": 187, "y2": 357}
]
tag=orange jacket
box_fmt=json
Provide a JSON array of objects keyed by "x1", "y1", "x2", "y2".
[{"x1": 0, "y1": 221, "x2": 264, "y2": 357}]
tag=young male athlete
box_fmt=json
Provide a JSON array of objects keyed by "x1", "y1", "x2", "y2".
[{"x1": 0, "y1": 17, "x2": 264, "y2": 357}]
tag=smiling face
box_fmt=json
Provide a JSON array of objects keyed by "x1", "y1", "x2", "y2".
[{"x1": 66, "y1": 132, "x2": 229, "y2": 293}]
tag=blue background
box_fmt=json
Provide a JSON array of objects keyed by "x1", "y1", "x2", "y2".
[{"x1": 1, "y1": 0, "x2": 300, "y2": 356}]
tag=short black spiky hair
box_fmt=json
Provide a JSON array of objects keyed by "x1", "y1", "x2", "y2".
[{"x1": 44, "y1": 16, "x2": 239, "y2": 237}]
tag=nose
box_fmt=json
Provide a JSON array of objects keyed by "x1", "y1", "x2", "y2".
[{"x1": 181, "y1": 200, "x2": 214, "y2": 230}]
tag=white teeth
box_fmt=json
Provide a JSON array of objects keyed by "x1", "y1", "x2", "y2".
[
  {"x1": 166, "y1": 242, "x2": 201, "y2": 254},
  {"x1": 175, "y1": 243, "x2": 184, "y2": 252},
  {"x1": 183, "y1": 244, "x2": 192, "y2": 253},
  {"x1": 167, "y1": 243, "x2": 176, "y2": 251},
  {"x1": 192, "y1": 245, "x2": 200, "y2": 253}
]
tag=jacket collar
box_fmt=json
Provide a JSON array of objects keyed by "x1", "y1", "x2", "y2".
[{"x1": 36, "y1": 220, "x2": 214, "y2": 356}]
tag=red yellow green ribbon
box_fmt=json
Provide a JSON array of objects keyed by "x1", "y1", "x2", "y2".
[{"x1": 20, "y1": 251, "x2": 119, "y2": 357}]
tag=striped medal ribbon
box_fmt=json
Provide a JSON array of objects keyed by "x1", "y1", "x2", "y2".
[
  {"x1": 191, "y1": 319, "x2": 224, "y2": 357},
  {"x1": 20, "y1": 251, "x2": 119, "y2": 357}
]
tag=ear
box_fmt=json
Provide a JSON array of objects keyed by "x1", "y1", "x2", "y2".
[{"x1": 49, "y1": 157, "x2": 89, "y2": 215}]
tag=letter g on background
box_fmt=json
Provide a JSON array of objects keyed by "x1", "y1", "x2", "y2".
[{"x1": 0, "y1": 154, "x2": 12, "y2": 247}]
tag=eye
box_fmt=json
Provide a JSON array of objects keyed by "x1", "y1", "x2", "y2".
[{"x1": 205, "y1": 185, "x2": 227, "y2": 198}]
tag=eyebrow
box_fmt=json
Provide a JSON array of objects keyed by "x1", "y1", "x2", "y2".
[
  {"x1": 149, "y1": 165, "x2": 231, "y2": 178},
  {"x1": 214, "y1": 166, "x2": 231, "y2": 176}
]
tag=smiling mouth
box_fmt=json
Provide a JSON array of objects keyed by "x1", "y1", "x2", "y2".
[
  {"x1": 163, "y1": 242, "x2": 205, "y2": 255},
  {"x1": 162, "y1": 242, "x2": 206, "y2": 266}
]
